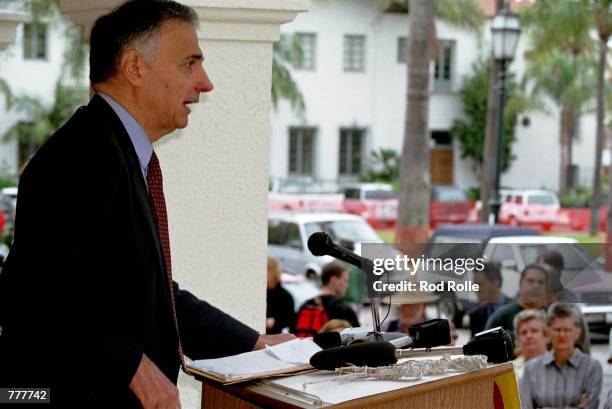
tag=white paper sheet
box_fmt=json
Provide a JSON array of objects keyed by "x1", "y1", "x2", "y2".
[{"x1": 191, "y1": 339, "x2": 321, "y2": 378}]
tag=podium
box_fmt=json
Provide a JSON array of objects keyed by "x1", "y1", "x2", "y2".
[{"x1": 196, "y1": 362, "x2": 518, "y2": 409}]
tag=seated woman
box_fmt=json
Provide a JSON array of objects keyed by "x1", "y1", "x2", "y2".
[
  {"x1": 266, "y1": 256, "x2": 295, "y2": 334},
  {"x1": 520, "y1": 303, "x2": 602, "y2": 409}
]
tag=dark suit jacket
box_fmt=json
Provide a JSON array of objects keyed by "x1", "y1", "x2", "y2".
[{"x1": 0, "y1": 95, "x2": 259, "y2": 407}]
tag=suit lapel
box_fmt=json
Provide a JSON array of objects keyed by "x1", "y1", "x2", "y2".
[{"x1": 87, "y1": 95, "x2": 170, "y2": 298}]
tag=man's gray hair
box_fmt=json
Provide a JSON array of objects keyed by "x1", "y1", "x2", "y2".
[{"x1": 513, "y1": 308, "x2": 547, "y2": 338}]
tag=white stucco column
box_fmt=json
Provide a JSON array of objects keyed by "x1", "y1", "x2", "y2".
[
  {"x1": 58, "y1": 0, "x2": 309, "y2": 331},
  {"x1": 0, "y1": 11, "x2": 26, "y2": 51}
]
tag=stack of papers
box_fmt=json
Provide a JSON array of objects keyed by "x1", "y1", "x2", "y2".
[{"x1": 186, "y1": 338, "x2": 321, "y2": 384}]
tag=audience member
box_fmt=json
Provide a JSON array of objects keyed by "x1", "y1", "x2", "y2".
[
  {"x1": 469, "y1": 263, "x2": 508, "y2": 336},
  {"x1": 512, "y1": 309, "x2": 548, "y2": 379},
  {"x1": 537, "y1": 249, "x2": 577, "y2": 303},
  {"x1": 318, "y1": 319, "x2": 352, "y2": 334},
  {"x1": 384, "y1": 292, "x2": 438, "y2": 334},
  {"x1": 485, "y1": 264, "x2": 548, "y2": 333},
  {"x1": 294, "y1": 262, "x2": 359, "y2": 337},
  {"x1": 520, "y1": 303, "x2": 602, "y2": 409},
  {"x1": 266, "y1": 256, "x2": 295, "y2": 334}
]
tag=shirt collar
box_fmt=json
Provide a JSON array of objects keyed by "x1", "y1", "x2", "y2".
[
  {"x1": 544, "y1": 348, "x2": 582, "y2": 367},
  {"x1": 97, "y1": 92, "x2": 153, "y2": 179}
]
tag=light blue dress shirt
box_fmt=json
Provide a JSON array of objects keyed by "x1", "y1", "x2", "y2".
[{"x1": 97, "y1": 93, "x2": 153, "y2": 185}]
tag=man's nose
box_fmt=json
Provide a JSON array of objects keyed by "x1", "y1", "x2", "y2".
[{"x1": 197, "y1": 67, "x2": 214, "y2": 93}]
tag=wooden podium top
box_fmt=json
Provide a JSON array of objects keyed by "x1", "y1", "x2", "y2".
[{"x1": 197, "y1": 362, "x2": 516, "y2": 409}]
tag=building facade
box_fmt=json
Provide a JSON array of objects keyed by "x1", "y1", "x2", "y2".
[{"x1": 270, "y1": 0, "x2": 601, "y2": 192}]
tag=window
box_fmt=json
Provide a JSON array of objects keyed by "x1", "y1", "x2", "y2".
[
  {"x1": 397, "y1": 36, "x2": 408, "y2": 63},
  {"x1": 294, "y1": 33, "x2": 316, "y2": 70},
  {"x1": 343, "y1": 35, "x2": 366, "y2": 72},
  {"x1": 339, "y1": 128, "x2": 365, "y2": 176},
  {"x1": 288, "y1": 127, "x2": 316, "y2": 176},
  {"x1": 433, "y1": 40, "x2": 455, "y2": 91},
  {"x1": 23, "y1": 23, "x2": 47, "y2": 60}
]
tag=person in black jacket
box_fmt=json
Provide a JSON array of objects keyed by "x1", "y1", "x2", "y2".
[
  {"x1": 266, "y1": 256, "x2": 295, "y2": 334},
  {"x1": 0, "y1": 1, "x2": 292, "y2": 407}
]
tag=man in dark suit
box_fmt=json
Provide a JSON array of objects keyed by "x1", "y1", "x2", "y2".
[
  {"x1": 0, "y1": 1, "x2": 292, "y2": 407},
  {"x1": 469, "y1": 262, "x2": 507, "y2": 336}
]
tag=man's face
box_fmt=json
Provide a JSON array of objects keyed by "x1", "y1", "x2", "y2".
[
  {"x1": 331, "y1": 270, "x2": 350, "y2": 297},
  {"x1": 141, "y1": 20, "x2": 213, "y2": 139},
  {"x1": 519, "y1": 268, "x2": 547, "y2": 304},
  {"x1": 517, "y1": 318, "x2": 547, "y2": 360},
  {"x1": 473, "y1": 270, "x2": 500, "y2": 303}
]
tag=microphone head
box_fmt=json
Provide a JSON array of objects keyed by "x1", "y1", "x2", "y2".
[
  {"x1": 310, "y1": 341, "x2": 398, "y2": 371},
  {"x1": 307, "y1": 232, "x2": 332, "y2": 256},
  {"x1": 409, "y1": 319, "x2": 451, "y2": 349},
  {"x1": 313, "y1": 332, "x2": 342, "y2": 349},
  {"x1": 464, "y1": 327, "x2": 515, "y2": 363}
]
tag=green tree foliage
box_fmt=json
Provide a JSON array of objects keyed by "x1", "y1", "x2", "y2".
[
  {"x1": 272, "y1": 33, "x2": 305, "y2": 115},
  {"x1": 449, "y1": 59, "x2": 523, "y2": 175},
  {"x1": 3, "y1": 82, "x2": 88, "y2": 167},
  {"x1": 360, "y1": 148, "x2": 400, "y2": 183}
]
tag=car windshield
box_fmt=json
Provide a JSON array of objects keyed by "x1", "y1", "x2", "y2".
[
  {"x1": 365, "y1": 190, "x2": 396, "y2": 199},
  {"x1": 433, "y1": 188, "x2": 467, "y2": 202},
  {"x1": 519, "y1": 243, "x2": 591, "y2": 270},
  {"x1": 527, "y1": 194, "x2": 556, "y2": 205},
  {"x1": 304, "y1": 220, "x2": 381, "y2": 243}
]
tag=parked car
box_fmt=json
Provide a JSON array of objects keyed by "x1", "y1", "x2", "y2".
[
  {"x1": 468, "y1": 189, "x2": 561, "y2": 231},
  {"x1": 499, "y1": 189, "x2": 560, "y2": 230},
  {"x1": 430, "y1": 185, "x2": 471, "y2": 228},
  {"x1": 268, "y1": 177, "x2": 344, "y2": 213},
  {"x1": 341, "y1": 183, "x2": 398, "y2": 228},
  {"x1": 425, "y1": 224, "x2": 612, "y2": 336},
  {"x1": 267, "y1": 212, "x2": 383, "y2": 279},
  {"x1": 0, "y1": 187, "x2": 16, "y2": 234}
]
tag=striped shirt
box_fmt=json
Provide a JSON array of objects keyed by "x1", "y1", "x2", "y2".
[{"x1": 519, "y1": 349, "x2": 602, "y2": 409}]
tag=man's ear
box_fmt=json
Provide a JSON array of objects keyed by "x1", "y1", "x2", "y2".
[{"x1": 120, "y1": 49, "x2": 148, "y2": 86}]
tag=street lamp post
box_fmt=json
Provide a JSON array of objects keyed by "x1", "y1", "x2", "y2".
[{"x1": 490, "y1": 9, "x2": 521, "y2": 223}]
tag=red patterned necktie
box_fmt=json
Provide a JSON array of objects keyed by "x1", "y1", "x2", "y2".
[{"x1": 147, "y1": 151, "x2": 185, "y2": 369}]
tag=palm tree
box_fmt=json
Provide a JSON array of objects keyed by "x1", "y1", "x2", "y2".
[
  {"x1": 391, "y1": 0, "x2": 485, "y2": 247},
  {"x1": 396, "y1": 0, "x2": 434, "y2": 248},
  {"x1": 272, "y1": 33, "x2": 305, "y2": 115},
  {"x1": 587, "y1": 0, "x2": 612, "y2": 236},
  {"x1": 3, "y1": 82, "x2": 88, "y2": 169},
  {"x1": 521, "y1": 0, "x2": 593, "y2": 198},
  {"x1": 524, "y1": 50, "x2": 596, "y2": 200}
]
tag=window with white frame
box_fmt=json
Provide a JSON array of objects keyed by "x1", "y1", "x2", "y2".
[
  {"x1": 293, "y1": 33, "x2": 316, "y2": 70},
  {"x1": 397, "y1": 36, "x2": 408, "y2": 63},
  {"x1": 23, "y1": 23, "x2": 47, "y2": 60},
  {"x1": 343, "y1": 35, "x2": 366, "y2": 72},
  {"x1": 433, "y1": 40, "x2": 455, "y2": 91},
  {"x1": 288, "y1": 127, "x2": 316, "y2": 176},
  {"x1": 339, "y1": 128, "x2": 365, "y2": 176}
]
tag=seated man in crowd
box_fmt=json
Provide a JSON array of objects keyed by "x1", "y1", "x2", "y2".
[
  {"x1": 469, "y1": 262, "x2": 508, "y2": 336},
  {"x1": 512, "y1": 309, "x2": 548, "y2": 379},
  {"x1": 520, "y1": 303, "x2": 602, "y2": 409},
  {"x1": 266, "y1": 256, "x2": 295, "y2": 334},
  {"x1": 294, "y1": 262, "x2": 359, "y2": 337},
  {"x1": 537, "y1": 249, "x2": 577, "y2": 303},
  {"x1": 485, "y1": 264, "x2": 548, "y2": 333}
]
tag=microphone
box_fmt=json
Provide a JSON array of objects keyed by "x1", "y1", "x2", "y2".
[
  {"x1": 310, "y1": 342, "x2": 398, "y2": 370},
  {"x1": 313, "y1": 319, "x2": 451, "y2": 350},
  {"x1": 307, "y1": 232, "x2": 373, "y2": 272},
  {"x1": 310, "y1": 327, "x2": 514, "y2": 370},
  {"x1": 397, "y1": 327, "x2": 514, "y2": 364}
]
